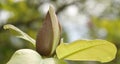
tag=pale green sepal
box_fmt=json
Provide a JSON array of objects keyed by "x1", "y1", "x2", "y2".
[
  {"x1": 49, "y1": 5, "x2": 61, "y2": 55},
  {"x1": 4, "y1": 24, "x2": 35, "y2": 46},
  {"x1": 56, "y1": 40, "x2": 117, "y2": 63},
  {"x1": 7, "y1": 49, "x2": 42, "y2": 64}
]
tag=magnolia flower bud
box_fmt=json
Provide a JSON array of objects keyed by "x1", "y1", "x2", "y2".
[{"x1": 36, "y1": 5, "x2": 61, "y2": 56}]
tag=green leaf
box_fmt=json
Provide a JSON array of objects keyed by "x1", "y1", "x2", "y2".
[
  {"x1": 36, "y1": 5, "x2": 61, "y2": 56},
  {"x1": 3, "y1": 24, "x2": 35, "y2": 46},
  {"x1": 56, "y1": 40, "x2": 117, "y2": 63}
]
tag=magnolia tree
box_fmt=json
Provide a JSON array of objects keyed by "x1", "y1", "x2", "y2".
[{"x1": 4, "y1": 5, "x2": 117, "y2": 64}]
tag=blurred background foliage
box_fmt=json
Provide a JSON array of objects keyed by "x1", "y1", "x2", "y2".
[{"x1": 0, "y1": 0, "x2": 120, "y2": 64}]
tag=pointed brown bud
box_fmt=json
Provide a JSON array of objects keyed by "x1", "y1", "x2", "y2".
[{"x1": 36, "y1": 5, "x2": 61, "y2": 56}]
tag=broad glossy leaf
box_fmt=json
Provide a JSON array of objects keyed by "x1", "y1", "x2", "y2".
[
  {"x1": 36, "y1": 5, "x2": 61, "y2": 56},
  {"x1": 56, "y1": 40, "x2": 117, "y2": 63},
  {"x1": 4, "y1": 24, "x2": 35, "y2": 46}
]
